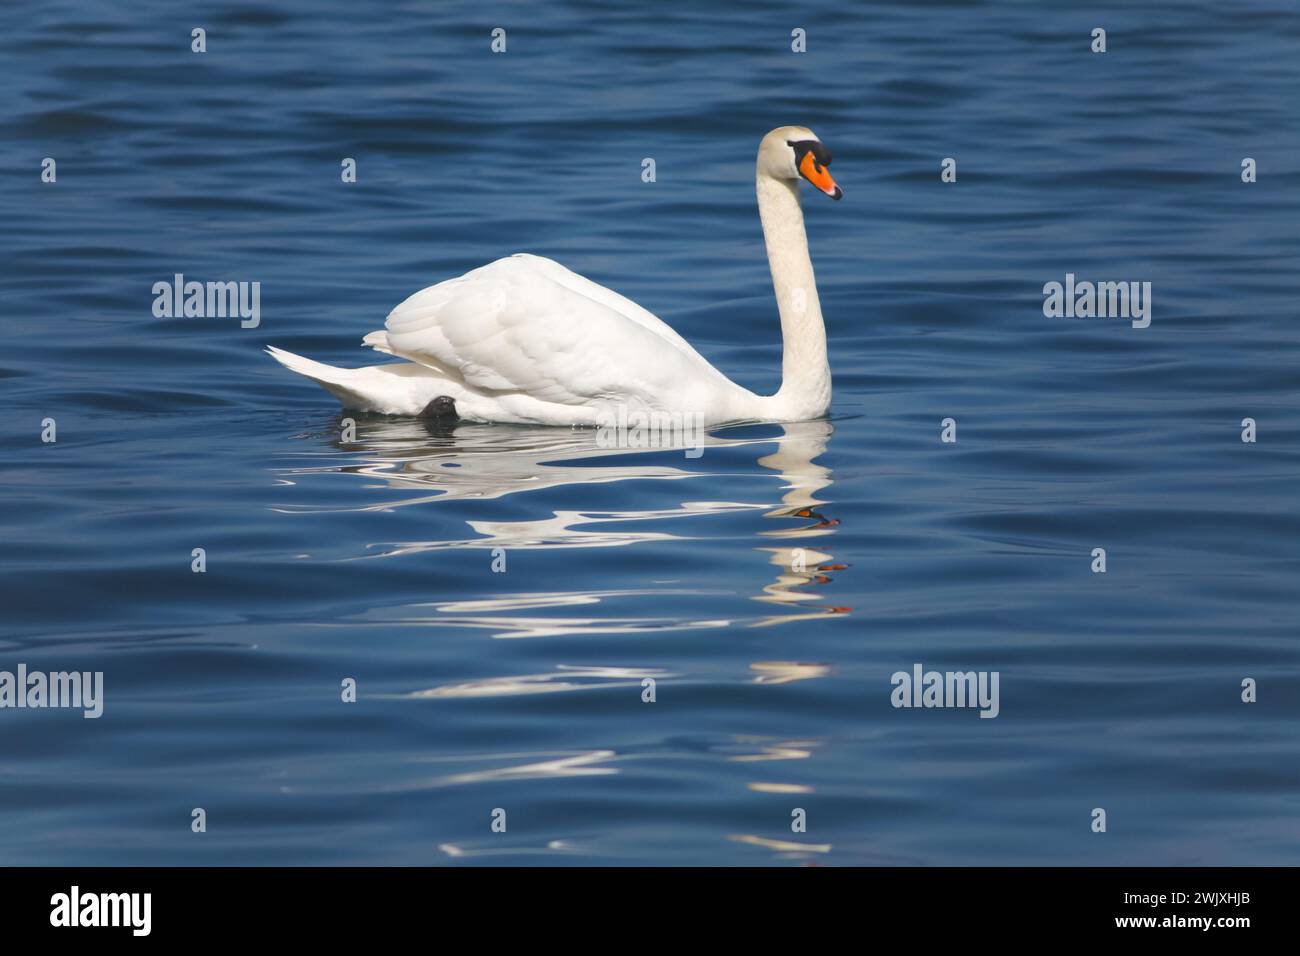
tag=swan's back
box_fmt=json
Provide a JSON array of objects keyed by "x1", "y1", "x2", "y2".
[
  {"x1": 378, "y1": 253, "x2": 745, "y2": 419},
  {"x1": 387, "y1": 254, "x2": 705, "y2": 356}
]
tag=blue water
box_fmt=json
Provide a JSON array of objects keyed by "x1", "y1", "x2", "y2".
[{"x1": 2, "y1": 0, "x2": 1298, "y2": 865}]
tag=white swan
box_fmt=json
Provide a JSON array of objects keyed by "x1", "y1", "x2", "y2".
[{"x1": 267, "y1": 126, "x2": 842, "y2": 426}]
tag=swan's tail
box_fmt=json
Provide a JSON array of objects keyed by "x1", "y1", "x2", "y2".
[
  {"x1": 265, "y1": 345, "x2": 442, "y2": 414},
  {"x1": 265, "y1": 346, "x2": 360, "y2": 401}
]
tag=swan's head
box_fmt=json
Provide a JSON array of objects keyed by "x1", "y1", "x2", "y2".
[{"x1": 758, "y1": 126, "x2": 842, "y2": 200}]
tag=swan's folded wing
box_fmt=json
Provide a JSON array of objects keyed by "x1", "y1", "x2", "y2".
[
  {"x1": 499, "y1": 254, "x2": 701, "y2": 358},
  {"x1": 382, "y1": 254, "x2": 731, "y2": 405}
]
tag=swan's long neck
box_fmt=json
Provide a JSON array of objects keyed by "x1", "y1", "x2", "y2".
[{"x1": 756, "y1": 173, "x2": 830, "y2": 419}]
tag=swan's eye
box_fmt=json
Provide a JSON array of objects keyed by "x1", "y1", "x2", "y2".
[{"x1": 787, "y1": 139, "x2": 832, "y2": 168}]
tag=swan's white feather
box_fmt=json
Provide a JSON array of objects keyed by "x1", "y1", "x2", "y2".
[
  {"x1": 368, "y1": 254, "x2": 752, "y2": 424},
  {"x1": 264, "y1": 345, "x2": 446, "y2": 416}
]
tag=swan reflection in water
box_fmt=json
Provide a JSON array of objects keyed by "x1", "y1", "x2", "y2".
[
  {"x1": 276, "y1": 417, "x2": 845, "y2": 859},
  {"x1": 276, "y1": 416, "x2": 849, "y2": 633}
]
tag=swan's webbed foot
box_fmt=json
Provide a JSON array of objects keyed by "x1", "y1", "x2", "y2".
[{"x1": 420, "y1": 395, "x2": 458, "y2": 421}]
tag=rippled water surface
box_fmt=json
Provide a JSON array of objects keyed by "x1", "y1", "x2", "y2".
[{"x1": 2, "y1": 1, "x2": 1298, "y2": 865}]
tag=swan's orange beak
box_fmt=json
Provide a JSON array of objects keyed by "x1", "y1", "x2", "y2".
[{"x1": 799, "y1": 150, "x2": 842, "y2": 200}]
